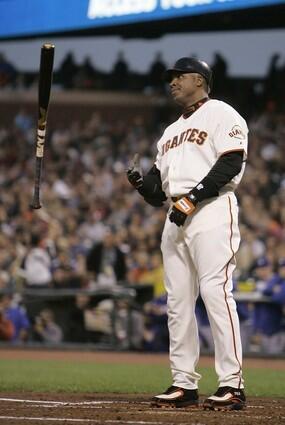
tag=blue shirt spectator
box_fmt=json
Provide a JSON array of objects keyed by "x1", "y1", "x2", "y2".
[
  {"x1": 252, "y1": 258, "x2": 285, "y2": 353},
  {"x1": 0, "y1": 294, "x2": 30, "y2": 343},
  {"x1": 256, "y1": 275, "x2": 284, "y2": 337}
]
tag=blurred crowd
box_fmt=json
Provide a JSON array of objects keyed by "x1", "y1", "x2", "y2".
[{"x1": 0, "y1": 58, "x2": 285, "y2": 353}]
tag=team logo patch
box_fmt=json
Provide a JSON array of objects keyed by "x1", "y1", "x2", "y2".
[{"x1": 229, "y1": 125, "x2": 245, "y2": 140}]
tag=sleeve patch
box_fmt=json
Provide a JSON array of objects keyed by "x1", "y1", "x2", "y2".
[{"x1": 228, "y1": 125, "x2": 246, "y2": 140}]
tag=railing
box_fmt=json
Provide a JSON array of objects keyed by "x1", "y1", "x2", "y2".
[{"x1": 0, "y1": 285, "x2": 283, "y2": 353}]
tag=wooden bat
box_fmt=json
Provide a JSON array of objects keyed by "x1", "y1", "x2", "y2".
[{"x1": 30, "y1": 43, "x2": 55, "y2": 209}]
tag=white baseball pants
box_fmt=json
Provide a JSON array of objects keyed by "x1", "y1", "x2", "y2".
[{"x1": 161, "y1": 193, "x2": 244, "y2": 390}]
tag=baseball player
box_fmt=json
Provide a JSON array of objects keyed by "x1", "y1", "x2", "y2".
[{"x1": 127, "y1": 57, "x2": 248, "y2": 411}]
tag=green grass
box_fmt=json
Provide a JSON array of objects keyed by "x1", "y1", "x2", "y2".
[{"x1": 0, "y1": 359, "x2": 284, "y2": 397}]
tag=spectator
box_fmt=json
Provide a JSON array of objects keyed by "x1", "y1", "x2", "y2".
[
  {"x1": 0, "y1": 294, "x2": 30, "y2": 343},
  {"x1": 259, "y1": 258, "x2": 285, "y2": 353},
  {"x1": 275, "y1": 258, "x2": 285, "y2": 304},
  {"x1": 21, "y1": 233, "x2": 53, "y2": 288},
  {"x1": 70, "y1": 296, "x2": 143, "y2": 348},
  {"x1": 73, "y1": 56, "x2": 97, "y2": 89},
  {"x1": 127, "y1": 250, "x2": 149, "y2": 284},
  {"x1": 211, "y1": 52, "x2": 228, "y2": 97},
  {"x1": 0, "y1": 52, "x2": 17, "y2": 87},
  {"x1": 78, "y1": 210, "x2": 108, "y2": 246},
  {"x1": 57, "y1": 52, "x2": 78, "y2": 88},
  {"x1": 111, "y1": 51, "x2": 129, "y2": 90},
  {"x1": 147, "y1": 52, "x2": 167, "y2": 93},
  {"x1": 251, "y1": 257, "x2": 283, "y2": 354},
  {"x1": 14, "y1": 108, "x2": 34, "y2": 135},
  {"x1": 136, "y1": 251, "x2": 165, "y2": 297},
  {"x1": 264, "y1": 53, "x2": 283, "y2": 104},
  {"x1": 143, "y1": 294, "x2": 168, "y2": 352},
  {"x1": 276, "y1": 259, "x2": 285, "y2": 351},
  {"x1": 233, "y1": 280, "x2": 252, "y2": 354},
  {"x1": 0, "y1": 302, "x2": 14, "y2": 341},
  {"x1": 33, "y1": 308, "x2": 63, "y2": 344},
  {"x1": 86, "y1": 229, "x2": 127, "y2": 285},
  {"x1": 65, "y1": 293, "x2": 91, "y2": 343},
  {"x1": 83, "y1": 299, "x2": 114, "y2": 343},
  {"x1": 236, "y1": 225, "x2": 266, "y2": 278},
  {"x1": 53, "y1": 245, "x2": 88, "y2": 289},
  {"x1": 113, "y1": 299, "x2": 144, "y2": 350},
  {"x1": 251, "y1": 256, "x2": 274, "y2": 293}
]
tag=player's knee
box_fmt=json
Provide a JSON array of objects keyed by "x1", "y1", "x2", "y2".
[{"x1": 199, "y1": 278, "x2": 222, "y2": 304}]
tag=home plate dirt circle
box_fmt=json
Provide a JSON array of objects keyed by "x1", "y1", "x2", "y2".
[
  {"x1": 0, "y1": 351, "x2": 284, "y2": 425},
  {"x1": 0, "y1": 394, "x2": 284, "y2": 425}
]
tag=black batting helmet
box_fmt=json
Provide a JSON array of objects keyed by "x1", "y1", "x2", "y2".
[{"x1": 164, "y1": 57, "x2": 213, "y2": 92}]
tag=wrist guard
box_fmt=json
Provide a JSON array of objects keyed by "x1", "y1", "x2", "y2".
[{"x1": 174, "y1": 193, "x2": 197, "y2": 215}]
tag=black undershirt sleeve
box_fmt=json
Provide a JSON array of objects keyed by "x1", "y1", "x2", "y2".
[
  {"x1": 190, "y1": 150, "x2": 244, "y2": 203},
  {"x1": 136, "y1": 150, "x2": 243, "y2": 207}
]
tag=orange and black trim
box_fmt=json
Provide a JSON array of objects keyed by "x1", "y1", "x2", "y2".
[{"x1": 182, "y1": 97, "x2": 209, "y2": 119}]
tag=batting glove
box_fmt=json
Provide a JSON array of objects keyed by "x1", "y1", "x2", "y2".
[
  {"x1": 126, "y1": 153, "x2": 143, "y2": 189},
  {"x1": 169, "y1": 193, "x2": 197, "y2": 227}
]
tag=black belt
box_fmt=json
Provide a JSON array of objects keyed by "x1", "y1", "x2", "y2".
[{"x1": 171, "y1": 196, "x2": 184, "y2": 202}]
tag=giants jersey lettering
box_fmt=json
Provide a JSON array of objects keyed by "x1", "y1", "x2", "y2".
[{"x1": 155, "y1": 99, "x2": 248, "y2": 197}]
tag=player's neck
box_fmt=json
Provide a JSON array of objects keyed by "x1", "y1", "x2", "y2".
[{"x1": 182, "y1": 95, "x2": 209, "y2": 118}]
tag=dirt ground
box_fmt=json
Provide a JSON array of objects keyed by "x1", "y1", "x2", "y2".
[{"x1": 0, "y1": 349, "x2": 284, "y2": 425}]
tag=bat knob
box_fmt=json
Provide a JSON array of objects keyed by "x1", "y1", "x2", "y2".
[{"x1": 30, "y1": 203, "x2": 42, "y2": 210}]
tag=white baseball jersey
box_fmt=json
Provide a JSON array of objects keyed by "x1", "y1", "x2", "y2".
[{"x1": 155, "y1": 99, "x2": 248, "y2": 197}]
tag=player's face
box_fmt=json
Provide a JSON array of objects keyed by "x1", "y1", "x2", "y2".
[{"x1": 169, "y1": 72, "x2": 201, "y2": 104}]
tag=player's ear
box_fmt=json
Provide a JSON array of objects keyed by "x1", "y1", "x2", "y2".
[{"x1": 196, "y1": 74, "x2": 203, "y2": 88}]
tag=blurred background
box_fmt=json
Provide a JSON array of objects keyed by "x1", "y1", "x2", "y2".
[{"x1": 0, "y1": 0, "x2": 285, "y2": 356}]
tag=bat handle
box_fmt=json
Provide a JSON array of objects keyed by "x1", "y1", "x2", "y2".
[
  {"x1": 30, "y1": 157, "x2": 42, "y2": 209},
  {"x1": 30, "y1": 196, "x2": 41, "y2": 210}
]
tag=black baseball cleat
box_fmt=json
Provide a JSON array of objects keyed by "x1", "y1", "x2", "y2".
[
  {"x1": 151, "y1": 385, "x2": 199, "y2": 408},
  {"x1": 203, "y1": 386, "x2": 246, "y2": 411}
]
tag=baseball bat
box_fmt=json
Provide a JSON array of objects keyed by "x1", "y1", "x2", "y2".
[{"x1": 30, "y1": 43, "x2": 55, "y2": 209}]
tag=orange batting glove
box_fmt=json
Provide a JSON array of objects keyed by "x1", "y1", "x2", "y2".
[{"x1": 169, "y1": 193, "x2": 197, "y2": 227}]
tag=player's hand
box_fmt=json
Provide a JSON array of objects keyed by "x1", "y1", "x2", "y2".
[
  {"x1": 126, "y1": 153, "x2": 143, "y2": 189},
  {"x1": 169, "y1": 195, "x2": 196, "y2": 226},
  {"x1": 169, "y1": 206, "x2": 187, "y2": 226}
]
